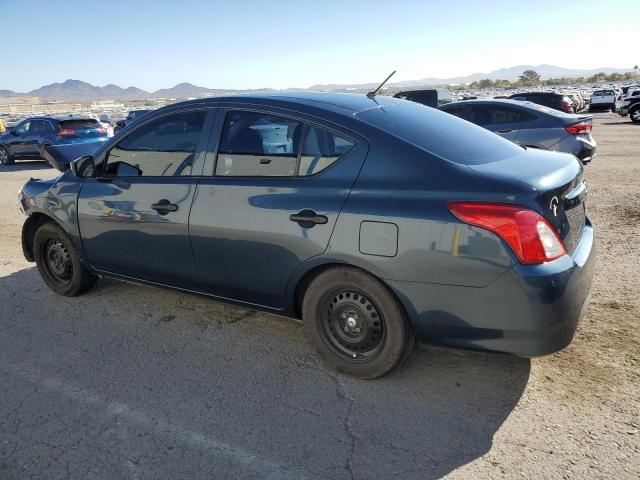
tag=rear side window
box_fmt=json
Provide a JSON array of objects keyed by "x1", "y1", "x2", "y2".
[
  {"x1": 358, "y1": 101, "x2": 522, "y2": 165},
  {"x1": 104, "y1": 110, "x2": 206, "y2": 177},
  {"x1": 60, "y1": 119, "x2": 100, "y2": 129},
  {"x1": 442, "y1": 106, "x2": 473, "y2": 122},
  {"x1": 299, "y1": 125, "x2": 354, "y2": 176},
  {"x1": 473, "y1": 105, "x2": 536, "y2": 125},
  {"x1": 215, "y1": 111, "x2": 353, "y2": 177}
]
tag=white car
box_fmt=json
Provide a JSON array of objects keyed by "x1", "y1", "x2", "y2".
[{"x1": 588, "y1": 89, "x2": 617, "y2": 112}]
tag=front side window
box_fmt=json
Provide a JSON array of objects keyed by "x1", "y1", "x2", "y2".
[
  {"x1": 215, "y1": 111, "x2": 354, "y2": 177},
  {"x1": 215, "y1": 111, "x2": 302, "y2": 177},
  {"x1": 15, "y1": 121, "x2": 30, "y2": 134},
  {"x1": 103, "y1": 110, "x2": 206, "y2": 177}
]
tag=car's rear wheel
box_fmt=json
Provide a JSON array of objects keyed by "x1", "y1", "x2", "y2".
[
  {"x1": 611, "y1": 104, "x2": 616, "y2": 113},
  {"x1": 630, "y1": 107, "x2": 640, "y2": 124},
  {"x1": 0, "y1": 146, "x2": 13, "y2": 165},
  {"x1": 34, "y1": 222, "x2": 97, "y2": 296},
  {"x1": 302, "y1": 267, "x2": 414, "y2": 379}
]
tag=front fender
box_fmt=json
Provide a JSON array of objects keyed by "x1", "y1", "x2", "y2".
[{"x1": 20, "y1": 172, "x2": 87, "y2": 263}]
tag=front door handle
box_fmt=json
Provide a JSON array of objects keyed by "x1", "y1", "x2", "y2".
[
  {"x1": 290, "y1": 209, "x2": 328, "y2": 227},
  {"x1": 496, "y1": 129, "x2": 512, "y2": 133},
  {"x1": 151, "y1": 199, "x2": 179, "y2": 215}
]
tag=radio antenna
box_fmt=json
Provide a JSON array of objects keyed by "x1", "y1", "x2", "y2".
[{"x1": 367, "y1": 70, "x2": 396, "y2": 98}]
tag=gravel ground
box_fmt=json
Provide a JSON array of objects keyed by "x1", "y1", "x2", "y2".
[{"x1": 0, "y1": 113, "x2": 638, "y2": 479}]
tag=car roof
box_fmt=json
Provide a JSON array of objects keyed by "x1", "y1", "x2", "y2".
[
  {"x1": 440, "y1": 98, "x2": 579, "y2": 118},
  {"x1": 170, "y1": 92, "x2": 399, "y2": 116}
]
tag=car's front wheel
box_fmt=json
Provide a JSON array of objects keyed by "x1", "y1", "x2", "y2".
[
  {"x1": 302, "y1": 267, "x2": 414, "y2": 379},
  {"x1": 33, "y1": 222, "x2": 97, "y2": 296},
  {"x1": 630, "y1": 107, "x2": 640, "y2": 124},
  {"x1": 0, "y1": 146, "x2": 13, "y2": 166}
]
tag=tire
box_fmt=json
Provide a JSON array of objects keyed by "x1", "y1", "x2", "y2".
[
  {"x1": 611, "y1": 104, "x2": 616, "y2": 113},
  {"x1": 33, "y1": 222, "x2": 97, "y2": 296},
  {"x1": 302, "y1": 267, "x2": 414, "y2": 379},
  {"x1": 0, "y1": 146, "x2": 13, "y2": 165},
  {"x1": 630, "y1": 107, "x2": 640, "y2": 124}
]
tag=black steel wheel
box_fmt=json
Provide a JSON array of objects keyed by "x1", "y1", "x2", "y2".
[
  {"x1": 302, "y1": 267, "x2": 414, "y2": 379},
  {"x1": 33, "y1": 222, "x2": 97, "y2": 296},
  {"x1": 321, "y1": 289, "x2": 386, "y2": 362}
]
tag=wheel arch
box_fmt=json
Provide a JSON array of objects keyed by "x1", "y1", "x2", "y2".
[
  {"x1": 289, "y1": 259, "x2": 411, "y2": 327},
  {"x1": 22, "y1": 212, "x2": 64, "y2": 262}
]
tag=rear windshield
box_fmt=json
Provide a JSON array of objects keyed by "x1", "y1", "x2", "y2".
[
  {"x1": 358, "y1": 99, "x2": 523, "y2": 165},
  {"x1": 59, "y1": 119, "x2": 100, "y2": 129},
  {"x1": 593, "y1": 90, "x2": 614, "y2": 96}
]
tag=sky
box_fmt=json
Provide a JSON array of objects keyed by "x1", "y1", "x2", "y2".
[{"x1": 0, "y1": 0, "x2": 636, "y2": 92}]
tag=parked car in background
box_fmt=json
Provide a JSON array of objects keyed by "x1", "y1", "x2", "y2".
[
  {"x1": 18, "y1": 93, "x2": 594, "y2": 379},
  {"x1": 589, "y1": 89, "x2": 617, "y2": 112},
  {"x1": 113, "y1": 109, "x2": 152, "y2": 133},
  {"x1": 0, "y1": 116, "x2": 109, "y2": 166},
  {"x1": 508, "y1": 91, "x2": 575, "y2": 113},
  {"x1": 393, "y1": 89, "x2": 453, "y2": 108},
  {"x1": 618, "y1": 93, "x2": 640, "y2": 123},
  {"x1": 440, "y1": 99, "x2": 597, "y2": 164}
]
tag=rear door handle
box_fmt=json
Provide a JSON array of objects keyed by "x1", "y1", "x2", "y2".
[
  {"x1": 151, "y1": 199, "x2": 179, "y2": 215},
  {"x1": 290, "y1": 209, "x2": 328, "y2": 227},
  {"x1": 496, "y1": 129, "x2": 512, "y2": 133}
]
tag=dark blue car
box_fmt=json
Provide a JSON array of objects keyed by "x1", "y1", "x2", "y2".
[
  {"x1": 0, "y1": 115, "x2": 109, "y2": 166},
  {"x1": 18, "y1": 93, "x2": 594, "y2": 378}
]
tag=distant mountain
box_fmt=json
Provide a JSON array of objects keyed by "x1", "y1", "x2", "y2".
[
  {"x1": 5, "y1": 65, "x2": 633, "y2": 102},
  {"x1": 27, "y1": 79, "x2": 149, "y2": 101},
  {"x1": 151, "y1": 82, "x2": 219, "y2": 98}
]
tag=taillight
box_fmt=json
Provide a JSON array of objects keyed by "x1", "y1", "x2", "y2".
[
  {"x1": 56, "y1": 128, "x2": 75, "y2": 137},
  {"x1": 561, "y1": 101, "x2": 572, "y2": 112},
  {"x1": 565, "y1": 122, "x2": 592, "y2": 135},
  {"x1": 97, "y1": 127, "x2": 107, "y2": 134},
  {"x1": 448, "y1": 202, "x2": 567, "y2": 264}
]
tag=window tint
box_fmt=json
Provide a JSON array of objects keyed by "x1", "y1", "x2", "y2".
[
  {"x1": 29, "y1": 120, "x2": 49, "y2": 134},
  {"x1": 60, "y1": 119, "x2": 100, "y2": 130},
  {"x1": 473, "y1": 105, "x2": 529, "y2": 125},
  {"x1": 104, "y1": 110, "x2": 206, "y2": 177},
  {"x1": 443, "y1": 106, "x2": 473, "y2": 122},
  {"x1": 15, "y1": 121, "x2": 30, "y2": 134},
  {"x1": 216, "y1": 111, "x2": 302, "y2": 177},
  {"x1": 298, "y1": 126, "x2": 354, "y2": 176}
]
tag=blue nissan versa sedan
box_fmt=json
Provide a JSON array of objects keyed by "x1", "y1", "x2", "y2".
[{"x1": 18, "y1": 93, "x2": 594, "y2": 378}]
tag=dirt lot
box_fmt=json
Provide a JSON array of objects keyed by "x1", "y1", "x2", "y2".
[{"x1": 0, "y1": 113, "x2": 638, "y2": 479}]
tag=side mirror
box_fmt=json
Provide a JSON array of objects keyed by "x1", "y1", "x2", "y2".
[
  {"x1": 70, "y1": 155, "x2": 95, "y2": 178},
  {"x1": 10, "y1": 129, "x2": 17, "y2": 135}
]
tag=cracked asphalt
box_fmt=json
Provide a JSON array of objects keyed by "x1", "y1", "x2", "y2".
[{"x1": 1, "y1": 113, "x2": 639, "y2": 479}]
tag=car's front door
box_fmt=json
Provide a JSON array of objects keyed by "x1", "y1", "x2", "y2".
[
  {"x1": 189, "y1": 108, "x2": 368, "y2": 308},
  {"x1": 77, "y1": 108, "x2": 214, "y2": 288}
]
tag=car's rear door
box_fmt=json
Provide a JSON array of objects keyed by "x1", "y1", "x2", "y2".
[
  {"x1": 189, "y1": 107, "x2": 368, "y2": 308},
  {"x1": 77, "y1": 108, "x2": 214, "y2": 288}
]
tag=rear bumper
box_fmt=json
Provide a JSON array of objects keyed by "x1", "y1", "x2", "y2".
[{"x1": 389, "y1": 219, "x2": 595, "y2": 357}]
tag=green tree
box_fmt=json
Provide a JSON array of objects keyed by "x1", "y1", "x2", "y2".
[{"x1": 518, "y1": 70, "x2": 541, "y2": 85}]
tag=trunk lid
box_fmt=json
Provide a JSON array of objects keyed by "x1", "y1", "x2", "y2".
[{"x1": 469, "y1": 148, "x2": 586, "y2": 254}]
